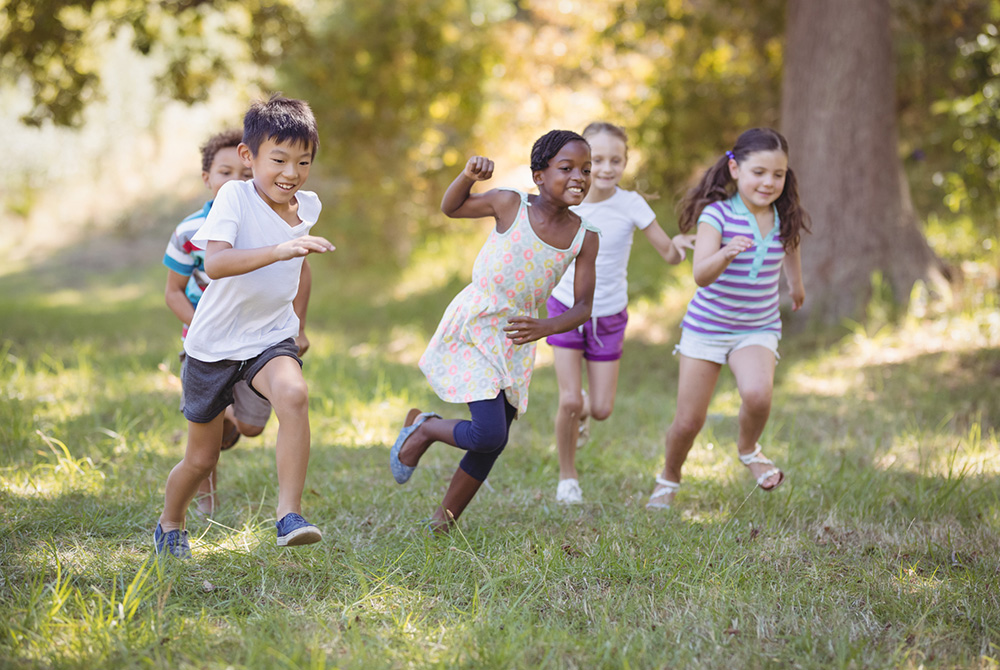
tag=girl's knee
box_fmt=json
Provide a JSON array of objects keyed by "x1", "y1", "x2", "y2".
[
  {"x1": 671, "y1": 414, "x2": 705, "y2": 439},
  {"x1": 589, "y1": 400, "x2": 614, "y2": 422},
  {"x1": 558, "y1": 391, "x2": 584, "y2": 417},
  {"x1": 740, "y1": 387, "x2": 773, "y2": 414}
]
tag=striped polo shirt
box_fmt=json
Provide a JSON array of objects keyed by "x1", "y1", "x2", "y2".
[{"x1": 681, "y1": 193, "x2": 785, "y2": 336}]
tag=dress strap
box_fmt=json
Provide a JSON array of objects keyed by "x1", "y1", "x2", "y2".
[
  {"x1": 579, "y1": 216, "x2": 601, "y2": 236},
  {"x1": 495, "y1": 187, "x2": 529, "y2": 203}
]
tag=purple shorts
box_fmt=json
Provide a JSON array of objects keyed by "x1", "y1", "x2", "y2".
[{"x1": 545, "y1": 296, "x2": 628, "y2": 362}]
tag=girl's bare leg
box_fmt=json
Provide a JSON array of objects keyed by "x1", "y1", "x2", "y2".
[
  {"x1": 398, "y1": 417, "x2": 463, "y2": 466},
  {"x1": 584, "y1": 358, "x2": 620, "y2": 422},
  {"x1": 727, "y1": 345, "x2": 780, "y2": 488},
  {"x1": 652, "y1": 355, "x2": 722, "y2": 504},
  {"x1": 429, "y1": 467, "x2": 485, "y2": 533},
  {"x1": 553, "y1": 347, "x2": 585, "y2": 481}
]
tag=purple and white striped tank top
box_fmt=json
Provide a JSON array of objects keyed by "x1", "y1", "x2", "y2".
[{"x1": 681, "y1": 194, "x2": 785, "y2": 337}]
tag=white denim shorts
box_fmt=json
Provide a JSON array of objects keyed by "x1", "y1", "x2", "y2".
[{"x1": 674, "y1": 328, "x2": 780, "y2": 365}]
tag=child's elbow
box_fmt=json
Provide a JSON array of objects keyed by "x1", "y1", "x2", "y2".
[{"x1": 203, "y1": 259, "x2": 223, "y2": 280}]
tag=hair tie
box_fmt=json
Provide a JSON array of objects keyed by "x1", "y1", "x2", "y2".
[{"x1": 725, "y1": 150, "x2": 735, "y2": 161}]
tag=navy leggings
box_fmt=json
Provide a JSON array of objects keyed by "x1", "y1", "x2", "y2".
[{"x1": 453, "y1": 391, "x2": 518, "y2": 481}]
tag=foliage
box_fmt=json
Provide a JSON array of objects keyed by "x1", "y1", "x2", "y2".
[
  {"x1": 279, "y1": 0, "x2": 498, "y2": 259},
  {"x1": 0, "y1": 0, "x2": 304, "y2": 126},
  {"x1": 894, "y1": 0, "x2": 1000, "y2": 225},
  {"x1": 2, "y1": 0, "x2": 998, "y2": 268},
  {"x1": 601, "y1": 0, "x2": 785, "y2": 198}
]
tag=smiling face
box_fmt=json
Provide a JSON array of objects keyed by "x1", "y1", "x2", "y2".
[
  {"x1": 533, "y1": 139, "x2": 592, "y2": 206},
  {"x1": 239, "y1": 137, "x2": 314, "y2": 211},
  {"x1": 729, "y1": 149, "x2": 788, "y2": 214},
  {"x1": 586, "y1": 131, "x2": 627, "y2": 197},
  {"x1": 202, "y1": 146, "x2": 253, "y2": 198}
]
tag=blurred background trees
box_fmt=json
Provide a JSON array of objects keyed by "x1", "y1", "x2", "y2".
[{"x1": 1, "y1": 0, "x2": 997, "y2": 324}]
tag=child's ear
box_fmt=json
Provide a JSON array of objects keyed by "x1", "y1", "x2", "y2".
[
  {"x1": 202, "y1": 171, "x2": 212, "y2": 189},
  {"x1": 237, "y1": 142, "x2": 254, "y2": 166},
  {"x1": 532, "y1": 169, "x2": 543, "y2": 186}
]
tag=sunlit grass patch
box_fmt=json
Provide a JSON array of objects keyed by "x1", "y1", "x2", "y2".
[{"x1": 1, "y1": 227, "x2": 998, "y2": 668}]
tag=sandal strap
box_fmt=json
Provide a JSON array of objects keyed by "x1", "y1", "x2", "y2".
[
  {"x1": 738, "y1": 444, "x2": 773, "y2": 466},
  {"x1": 754, "y1": 468, "x2": 781, "y2": 487},
  {"x1": 649, "y1": 475, "x2": 680, "y2": 500}
]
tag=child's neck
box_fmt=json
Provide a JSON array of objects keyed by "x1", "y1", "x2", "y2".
[
  {"x1": 254, "y1": 183, "x2": 301, "y2": 226},
  {"x1": 529, "y1": 193, "x2": 571, "y2": 220},
  {"x1": 584, "y1": 183, "x2": 617, "y2": 204}
]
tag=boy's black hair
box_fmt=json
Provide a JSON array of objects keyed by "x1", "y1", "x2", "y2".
[
  {"x1": 530, "y1": 130, "x2": 588, "y2": 171},
  {"x1": 200, "y1": 129, "x2": 243, "y2": 173},
  {"x1": 242, "y1": 94, "x2": 319, "y2": 158}
]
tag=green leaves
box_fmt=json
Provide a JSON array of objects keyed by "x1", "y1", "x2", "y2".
[{"x1": 0, "y1": 0, "x2": 303, "y2": 126}]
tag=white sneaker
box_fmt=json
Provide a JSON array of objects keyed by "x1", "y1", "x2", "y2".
[{"x1": 556, "y1": 478, "x2": 583, "y2": 504}]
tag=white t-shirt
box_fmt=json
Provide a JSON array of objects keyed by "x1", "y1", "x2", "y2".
[
  {"x1": 550, "y1": 187, "x2": 656, "y2": 317},
  {"x1": 183, "y1": 179, "x2": 322, "y2": 362}
]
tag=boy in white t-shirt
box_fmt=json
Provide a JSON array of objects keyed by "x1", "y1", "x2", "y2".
[
  {"x1": 154, "y1": 95, "x2": 335, "y2": 558},
  {"x1": 163, "y1": 128, "x2": 317, "y2": 519},
  {"x1": 546, "y1": 122, "x2": 694, "y2": 504}
]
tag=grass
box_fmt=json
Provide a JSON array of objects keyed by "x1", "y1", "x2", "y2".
[{"x1": 0, "y1": 221, "x2": 998, "y2": 669}]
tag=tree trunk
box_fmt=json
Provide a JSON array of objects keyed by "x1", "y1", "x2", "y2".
[{"x1": 780, "y1": 0, "x2": 949, "y2": 326}]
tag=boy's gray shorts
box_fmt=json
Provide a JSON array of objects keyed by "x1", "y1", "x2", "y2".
[
  {"x1": 180, "y1": 338, "x2": 301, "y2": 424},
  {"x1": 180, "y1": 354, "x2": 273, "y2": 428}
]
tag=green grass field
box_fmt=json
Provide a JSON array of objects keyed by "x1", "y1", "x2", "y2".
[{"x1": 1, "y1": 221, "x2": 998, "y2": 669}]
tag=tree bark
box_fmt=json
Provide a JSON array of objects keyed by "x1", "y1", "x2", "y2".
[{"x1": 780, "y1": 0, "x2": 949, "y2": 326}]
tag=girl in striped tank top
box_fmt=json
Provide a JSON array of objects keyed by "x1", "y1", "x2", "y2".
[{"x1": 647, "y1": 128, "x2": 810, "y2": 510}]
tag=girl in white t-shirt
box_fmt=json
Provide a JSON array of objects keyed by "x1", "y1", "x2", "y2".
[{"x1": 547, "y1": 122, "x2": 694, "y2": 504}]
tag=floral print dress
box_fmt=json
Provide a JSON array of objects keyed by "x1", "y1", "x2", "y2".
[{"x1": 419, "y1": 188, "x2": 596, "y2": 415}]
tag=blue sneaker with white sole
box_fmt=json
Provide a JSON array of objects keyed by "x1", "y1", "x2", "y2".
[
  {"x1": 276, "y1": 513, "x2": 322, "y2": 547},
  {"x1": 389, "y1": 410, "x2": 441, "y2": 484},
  {"x1": 153, "y1": 523, "x2": 191, "y2": 559}
]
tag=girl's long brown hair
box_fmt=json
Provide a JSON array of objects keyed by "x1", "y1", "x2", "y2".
[{"x1": 677, "y1": 127, "x2": 810, "y2": 251}]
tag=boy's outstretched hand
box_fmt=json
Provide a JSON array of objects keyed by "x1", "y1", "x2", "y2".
[
  {"x1": 275, "y1": 235, "x2": 335, "y2": 261},
  {"x1": 463, "y1": 156, "x2": 494, "y2": 181}
]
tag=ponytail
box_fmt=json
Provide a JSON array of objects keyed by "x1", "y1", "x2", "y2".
[
  {"x1": 774, "y1": 167, "x2": 810, "y2": 251},
  {"x1": 677, "y1": 155, "x2": 734, "y2": 233},
  {"x1": 678, "y1": 127, "x2": 810, "y2": 251}
]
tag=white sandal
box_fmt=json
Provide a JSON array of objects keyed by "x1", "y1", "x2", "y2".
[
  {"x1": 645, "y1": 475, "x2": 680, "y2": 510},
  {"x1": 738, "y1": 444, "x2": 785, "y2": 490}
]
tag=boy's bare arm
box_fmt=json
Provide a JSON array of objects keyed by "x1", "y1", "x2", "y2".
[
  {"x1": 165, "y1": 270, "x2": 196, "y2": 325},
  {"x1": 203, "y1": 236, "x2": 334, "y2": 279},
  {"x1": 293, "y1": 259, "x2": 312, "y2": 355}
]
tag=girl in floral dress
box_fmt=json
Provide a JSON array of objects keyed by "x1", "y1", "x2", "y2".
[{"x1": 389, "y1": 130, "x2": 600, "y2": 532}]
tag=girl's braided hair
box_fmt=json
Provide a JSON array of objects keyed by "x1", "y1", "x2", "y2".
[
  {"x1": 530, "y1": 130, "x2": 588, "y2": 171},
  {"x1": 678, "y1": 127, "x2": 810, "y2": 251}
]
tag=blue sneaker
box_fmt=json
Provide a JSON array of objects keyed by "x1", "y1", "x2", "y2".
[
  {"x1": 389, "y1": 410, "x2": 441, "y2": 484},
  {"x1": 276, "y1": 513, "x2": 322, "y2": 547},
  {"x1": 153, "y1": 523, "x2": 191, "y2": 559}
]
